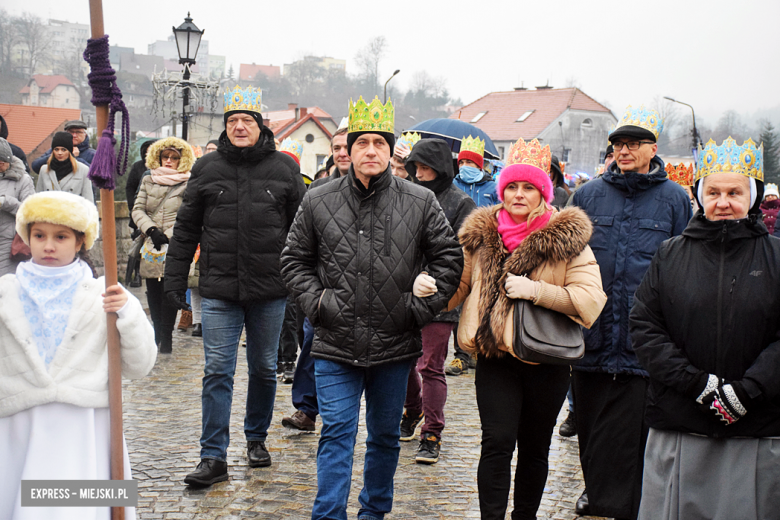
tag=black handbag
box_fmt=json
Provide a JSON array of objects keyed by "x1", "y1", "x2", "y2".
[{"x1": 512, "y1": 298, "x2": 584, "y2": 365}]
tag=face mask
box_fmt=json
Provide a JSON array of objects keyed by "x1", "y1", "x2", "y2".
[{"x1": 458, "y1": 165, "x2": 483, "y2": 183}]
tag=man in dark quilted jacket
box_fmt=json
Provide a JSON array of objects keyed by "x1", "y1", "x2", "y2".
[{"x1": 281, "y1": 96, "x2": 463, "y2": 520}]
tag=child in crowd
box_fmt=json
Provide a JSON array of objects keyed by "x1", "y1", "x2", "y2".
[{"x1": 0, "y1": 191, "x2": 157, "y2": 520}]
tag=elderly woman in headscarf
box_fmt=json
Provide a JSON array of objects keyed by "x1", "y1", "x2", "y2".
[
  {"x1": 631, "y1": 137, "x2": 780, "y2": 520},
  {"x1": 132, "y1": 137, "x2": 193, "y2": 354},
  {"x1": 0, "y1": 138, "x2": 35, "y2": 277},
  {"x1": 447, "y1": 139, "x2": 606, "y2": 520}
]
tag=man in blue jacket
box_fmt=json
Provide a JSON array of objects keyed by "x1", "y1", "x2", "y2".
[{"x1": 569, "y1": 106, "x2": 692, "y2": 520}]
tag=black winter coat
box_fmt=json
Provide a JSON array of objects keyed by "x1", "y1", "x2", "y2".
[
  {"x1": 281, "y1": 167, "x2": 463, "y2": 367},
  {"x1": 165, "y1": 127, "x2": 306, "y2": 301},
  {"x1": 631, "y1": 211, "x2": 780, "y2": 437}
]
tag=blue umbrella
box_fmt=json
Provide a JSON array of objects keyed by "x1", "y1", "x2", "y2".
[{"x1": 405, "y1": 118, "x2": 501, "y2": 160}]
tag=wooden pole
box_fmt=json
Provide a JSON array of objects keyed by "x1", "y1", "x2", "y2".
[{"x1": 87, "y1": 1, "x2": 124, "y2": 519}]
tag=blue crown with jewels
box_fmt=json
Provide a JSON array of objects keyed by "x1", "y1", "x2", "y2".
[
  {"x1": 613, "y1": 105, "x2": 664, "y2": 139},
  {"x1": 223, "y1": 85, "x2": 262, "y2": 114},
  {"x1": 696, "y1": 137, "x2": 763, "y2": 182},
  {"x1": 279, "y1": 138, "x2": 303, "y2": 161}
]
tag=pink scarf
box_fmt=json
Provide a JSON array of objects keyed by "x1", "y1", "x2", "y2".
[
  {"x1": 151, "y1": 166, "x2": 191, "y2": 186},
  {"x1": 497, "y1": 208, "x2": 552, "y2": 252}
]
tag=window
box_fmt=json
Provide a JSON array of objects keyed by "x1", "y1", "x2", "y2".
[
  {"x1": 470, "y1": 111, "x2": 487, "y2": 123},
  {"x1": 516, "y1": 110, "x2": 534, "y2": 122},
  {"x1": 305, "y1": 134, "x2": 315, "y2": 143},
  {"x1": 498, "y1": 146, "x2": 505, "y2": 159},
  {"x1": 316, "y1": 154, "x2": 327, "y2": 167},
  {"x1": 562, "y1": 148, "x2": 571, "y2": 162},
  {"x1": 581, "y1": 118, "x2": 593, "y2": 128}
]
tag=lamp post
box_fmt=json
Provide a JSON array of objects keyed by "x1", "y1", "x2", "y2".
[
  {"x1": 173, "y1": 12, "x2": 204, "y2": 141},
  {"x1": 384, "y1": 69, "x2": 400, "y2": 103},
  {"x1": 664, "y1": 96, "x2": 701, "y2": 152}
]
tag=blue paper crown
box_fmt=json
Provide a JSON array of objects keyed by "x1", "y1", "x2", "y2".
[
  {"x1": 224, "y1": 85, "x2": 262, "y2": 114},
  {"x1": 696, "y1": 137, "x2": 763, "y2": 182},
  {"x1": 280, "y1": 138, "x2": 303, "y2": 161},
  {"x1": 613, "y1": 105, "x2": 664, "y2": 139}
]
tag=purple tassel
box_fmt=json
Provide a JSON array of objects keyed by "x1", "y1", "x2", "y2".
[{"x1": 89, "y1": 129, "x2": 117, "y2": 190}]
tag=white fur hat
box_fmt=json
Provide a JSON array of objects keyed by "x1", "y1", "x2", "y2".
[
  {"x1": 16, "y1": 191, "x2": 99, "y2": 249},
  {"x1": 764, "y1": 183, "x2": 779, "y2": 200}
]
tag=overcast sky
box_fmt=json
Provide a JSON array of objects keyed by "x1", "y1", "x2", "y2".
[{"x1": 10, "y1": 0, "x2": 780, "y2": 126}]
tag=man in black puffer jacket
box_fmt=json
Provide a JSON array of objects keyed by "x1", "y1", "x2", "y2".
[
  {"x1": 281, "y1": 97, "x2": 462, "y2": 520},
  {"x1": 164, "y1": 86, "x2": 306, "y2": 487}
]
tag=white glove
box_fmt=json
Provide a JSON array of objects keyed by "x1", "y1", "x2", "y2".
[
  {"x1": 394, "y1": 142, "x2": 411, "y2": 160},
  {"x1": 505, "y1": 274, "x2": 540, "y2": 300},
  {"x1": 413, "y1": 272, "x2": 437, "y2": 298}
]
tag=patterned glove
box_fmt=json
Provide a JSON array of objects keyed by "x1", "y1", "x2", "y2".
[
  {"x1": 710, "y1": 383, "x2": 749, "y2": 425},
  {"x1": 695, "y1": 374, "x2": 720, "y2": 404}
]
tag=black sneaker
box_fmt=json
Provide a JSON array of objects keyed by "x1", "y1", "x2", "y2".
[
  {"x1": 247, "y1": 441, "x2": 271, "y2": 468},
  {"x1": 445, "y1": 358, "x2": 467, "y2": 376},
  {"x1": 184, "y1": 458, "x2": 228, "y2": 487},
  {"x1": 415, "y1": 434, "x2": 441, "y2": 464},
  {"x1": 399, "y1": 411, "x2": 424, "y2": 441},
  {"x1": 559, "y1": 412, "x2": 577, "y2": 437},
  {"x1": 282, "y1": 362, "x2": 295, "y2": 384}
]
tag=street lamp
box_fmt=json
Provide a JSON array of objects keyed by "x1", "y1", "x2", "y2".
[
  {"x1": 384, "y1": 69, "x2": 400, "y2": 103},
  {"x1": 664, "y1": 96, "x2": 701, "y2": 152},
  {"x1": 173, "y1": 12, "x2": 204, "y2": 141}
]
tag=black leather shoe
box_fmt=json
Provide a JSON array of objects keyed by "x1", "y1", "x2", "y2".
[
  {"x1": 191, "y1": 323, "x2": 202, "y2": 337},
  {"x1": 247, "y1": 441, "x2": 271, "y2": 468},
  {"x1": 575, "y1": 491, "x2": 590, "y2": 515},
  {"x1": 184, "y1": 459, "x2": 228, "y2": 487},
  {"x1": 559, "y1": 412, "x2": 577, "y2": 437}
]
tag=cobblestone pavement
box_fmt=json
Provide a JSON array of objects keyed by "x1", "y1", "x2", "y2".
[{"x1": 125, "y1": 291, "x2": 603, "y2": 519}]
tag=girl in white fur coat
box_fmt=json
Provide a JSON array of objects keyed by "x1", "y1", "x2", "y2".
[{"x1": 0, "y1": 191, "x2": 157, "y2": 520}]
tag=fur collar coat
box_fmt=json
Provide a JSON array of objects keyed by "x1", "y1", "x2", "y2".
[{"x1": 450, "y1": 205, "x2": 607, "y2": 358}]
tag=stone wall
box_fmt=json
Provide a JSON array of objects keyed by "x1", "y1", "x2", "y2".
[{"x1": 91, "y1": 200, "x2": 135, "y2": 282}]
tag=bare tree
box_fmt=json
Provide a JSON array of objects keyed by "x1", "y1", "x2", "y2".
[
  {"x1": 53, "y1": 41, "x2": 90, "y2": 108},
  {"x1": 0, "y1": 9, "x2": 18, "y2": 73},
  {"x1": 354, "y1": 36, "x2": 386, "y2": 97},
  {"x1": 13, "y1": 13, "x2": 52, "y2": 75},
  {"x1": 713, "y1": 110, "x2": 747, "y2": 142}
]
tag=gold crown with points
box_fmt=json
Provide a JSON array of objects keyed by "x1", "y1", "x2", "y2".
[
  {"x1": 348, "y1": 96, "x2": 394, "y2": 135},
  {"x1": 665, "y1": 163, "x2": 694, "y2": 187},
  {"x1": 398, "y1": 132, "x2": 422, "y2": 149},
  {"x1": 460, "y1": 135, "x2": 486, "y2": 156},
  {"x1": 506, "y1": 138, "x2": 551, "y2": 173}
]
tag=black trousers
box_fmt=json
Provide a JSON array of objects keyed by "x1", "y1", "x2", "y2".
[
  {"x1": 475, "y1": 354, "x2": 570, "y2": 520},
  {"x1": 145, "y1": 277, "x2": 178, "y2": 345},
  {"x1": 572, "y1": 370, "x2": 648, "y2": 520},
  {"x1": 277, "y1": 294, "x2": 304, "y2": 364}
]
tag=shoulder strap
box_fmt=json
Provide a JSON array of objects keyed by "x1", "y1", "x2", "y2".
[{"x1": 148, "y1": 182, "x2": 184, "y2": 221}]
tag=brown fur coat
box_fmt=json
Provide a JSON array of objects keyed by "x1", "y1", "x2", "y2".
[{"x1": 450, "y1": 205, "x2": 606, "y2": 358}]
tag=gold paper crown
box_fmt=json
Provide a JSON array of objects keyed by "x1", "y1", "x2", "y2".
[
  {"x1": 399, "y1": 132, "x2": 422, "y2": 149},
  {"x1": 696, "y1": 137, "x2": 763, "y2": 182},
  {"x1": 665, "y1": 163, "x2": 694, "y2": 187},
  {"x1": 460, "y1": 135, "x2": 485, "y2": 156},
  {"x1": 613, "y1": 105, "x2": 664, "y2": 139},
  {"x1": 506, "y1": 138, "x2": 552, "y2": 173},
  {"x1": 224, "y1": 85, "x2": 262, "y2": 114},
  {"x1": 348, "y1": 96, "x2": 394, "y2": 135}
]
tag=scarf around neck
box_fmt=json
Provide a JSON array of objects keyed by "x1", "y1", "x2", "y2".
[
  {"x1": 16, "y1": 259, "x2": 93, "y2": 366},
  {"x1": 151, "y1": 166, "x2": 191, "y2": 185},
  {"x1": 50, "y1": 157, "x2": 74, "y2": 181},
  {"x1": 497, "y1": 207, "x2": 552, "y2": 253}
]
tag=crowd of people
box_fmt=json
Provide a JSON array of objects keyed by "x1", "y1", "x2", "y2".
[{"x1": 1, "y1": 86, "x2": 779, "y2": 520}]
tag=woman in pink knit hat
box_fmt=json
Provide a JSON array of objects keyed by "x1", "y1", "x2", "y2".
[{"x1": 446, "y1": 138, "x2": 606, "y2": 520}]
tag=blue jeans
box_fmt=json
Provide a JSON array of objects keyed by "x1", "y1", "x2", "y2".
[
  {"x1": 312, "y1": 358, "x2": 412, "y2": 520},
  {"x1": 199, "y1": 296, "x2": 286, "y2": 461},
  {"x1": 292, "y1": 318, "x2": 318, "y2": 419}
]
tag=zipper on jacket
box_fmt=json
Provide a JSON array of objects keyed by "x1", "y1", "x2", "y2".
[
  {"x1": 715, "y1": 223, "x2": 727, "y2": 373},
  {"x1": 384, "y1": 215, "x2": 391, "y2": 256},
  {"x1": 266, "y1": 189, "x2": 277, "y2": 203},
  {"x1": 209, "y1": 190, "x2": 224, "y2": 221}
]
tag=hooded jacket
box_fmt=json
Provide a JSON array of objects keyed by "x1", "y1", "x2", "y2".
[
  {"x1": 0, "y1": 115, "x2": 29, "y2": 172},
  {"x1": 126, "y1": 139, "x2": 159, "y2": 228},
  {"x1": 570, "y1": 156, "x2": 692, "y2": 375},
  {"x1": 631, "y1": 211, "x2": 780, "y2": 437},
  {"x1": 0, "y1": 156, "x2": 35, "y2": 277},
  {"x1": 453, "y1": 171, "x2": 500, "y2": 208},
  {"x1": 32, "y1": 134, "x2": 96, "y2": 174},
  {"x1": 406, "y1": 139, "x2": 476, "y2": 322},
  {"x1": 760, "y1": 198, "x2": 779, "y2": 235},
  {"x1": 164, "y1": 126, "x2": 306, "y2": 302},
  {"x1": 280, "y1": 166, "x2": 463, "y2": 367}
]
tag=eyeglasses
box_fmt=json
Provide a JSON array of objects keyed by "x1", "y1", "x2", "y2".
[
  {"x1": 612, "y1": 141, "x2": 654, "y2": 151},
  {"x1": 161, "y1": 154, "x2": 180, "y2": 162},
  {"x1": 68, "y1": 129, "x2": 86, "y2": 135}
]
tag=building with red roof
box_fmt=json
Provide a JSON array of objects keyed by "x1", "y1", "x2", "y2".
[
  {"x1": 0, "y1": 104, "x2": 82, "y2": 161},
  {"x1": 451, "y1": 87, "x2": 616, "y2": 175},
  {"x1": 20, "y1": 75, "x2": 81, "y2": 110},
  {"x1": 266, "y1": 104, "x2": 338, "y2": 175}
]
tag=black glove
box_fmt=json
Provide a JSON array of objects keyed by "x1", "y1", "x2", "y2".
[
  {"x1": 130, "y1": 227, "x2": 141, "y2": 240},
  {"x1": 167, "y1": 291, "x2": 191, "y2": 311},
  {"x1": 696, "y1": 375, "x2": 750, "y2": 426},
  {"x1": 148, "y1": 227, "x2": 169, "y2": 250}
]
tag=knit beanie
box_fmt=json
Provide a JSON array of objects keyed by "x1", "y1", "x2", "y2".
[
  {"x1": 224, "y1": 110, "x2": 263, "y2": 128},
  {"x1": 51, "y1": 131, "x2": 73, "y2": 151},
  {"x1": 497, "y1": 163, "x2": 554, "y2": 203},
  {"x1": 0, "y1": 137, "x2": 12, "y2": 163},
  {"x1": 457, "y1": 149, "x2": 484, "y2": 170},
  {"x1": 347, "y1": 131, "x2": 395, "y2": 156}
]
